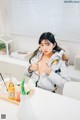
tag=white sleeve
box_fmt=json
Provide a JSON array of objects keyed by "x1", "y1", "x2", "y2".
[
  {"x1": 24, "y1": 62, "x2": 32, "y2": 77},
  {"x1": 48, "y1": 62, "x2": 70, "y2": 87},
  {"x1": 24, "y1": 53, "x2": 39, "y2": 77}
]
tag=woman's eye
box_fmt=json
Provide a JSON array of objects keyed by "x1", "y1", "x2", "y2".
[
  {"x1": 40, "y1": 44, "x2": 44, "y2": 47},
  {"x1": 46, "y1": 43, "x2": 50, "y2": 46}
]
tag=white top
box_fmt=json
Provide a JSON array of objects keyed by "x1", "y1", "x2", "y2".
[
  {"x1": 0, "y1": 87, "x2": 80, "y2": 120},
  {"x1": 24, "y1": 50, "x2": 70, "y2": 91}
]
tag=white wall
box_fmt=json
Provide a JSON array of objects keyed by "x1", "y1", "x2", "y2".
[
  {"x1": 0, "y1": 0, "x2": 10, "y2": 36},
  {"x1": 0, "y1": 0, "x2": 5, "y2": 35}
]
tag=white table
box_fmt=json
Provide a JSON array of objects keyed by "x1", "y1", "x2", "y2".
[{"x1": 0, "y1": 87, "x2": 80, "y2": 120}]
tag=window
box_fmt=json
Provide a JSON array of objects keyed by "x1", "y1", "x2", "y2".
[{"x1": 7, "y1": 0, "x2": 80, "y2": 42}]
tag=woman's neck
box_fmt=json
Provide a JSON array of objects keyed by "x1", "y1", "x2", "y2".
[{"x1": 43, "y1": 52, "x2": 53, "y2": 58}]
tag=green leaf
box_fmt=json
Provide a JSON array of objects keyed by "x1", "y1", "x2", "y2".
[
  {"x1": 0, "y1": 42, "x2": 6, "y2": 50},
  {"x1": 21, "y1": 78, "x2": 27, "y2": 95}
]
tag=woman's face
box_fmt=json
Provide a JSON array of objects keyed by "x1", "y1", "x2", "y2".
[{"x1": 39, "y1": 39, "x2": 55, "y2": 55}]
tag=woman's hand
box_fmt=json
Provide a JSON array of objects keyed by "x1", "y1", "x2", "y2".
[
  {"x1": 62, "y1": 54, "x2": 69, "y2": 61},
  {"x1": 29, "y1": 63, "x2": 39, "y2": 71},
  {"x1": 43, "y1": 63, "x2": 52, "y2": 75}
]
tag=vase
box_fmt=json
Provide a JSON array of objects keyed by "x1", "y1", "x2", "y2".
[{"x1": 17, "y1": 95, "x2": 37, "y2": 120}]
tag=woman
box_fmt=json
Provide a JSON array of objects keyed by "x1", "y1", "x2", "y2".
[{"x1": 24, "y1": 32, "x2": 70, "y2": 92}]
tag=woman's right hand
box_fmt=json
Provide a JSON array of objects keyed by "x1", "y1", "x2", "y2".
[{"x1": 29, "y1": 63, "x2": 39, "y2": 71}]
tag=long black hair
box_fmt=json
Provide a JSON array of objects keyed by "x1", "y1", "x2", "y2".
[{"x1": 29, "y1": 32, "x2": 63, "y2": 63}]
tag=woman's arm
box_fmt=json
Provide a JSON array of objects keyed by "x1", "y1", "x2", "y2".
[
  {"x1": 48, "y1": 61, "x2": 70, "y2": 87},
  {"x1": 24, "y1": 63, "x2": 33, "y2": 77},
  {"x1": 24, "y1": 52, "x2": 39, "y2": 77}
]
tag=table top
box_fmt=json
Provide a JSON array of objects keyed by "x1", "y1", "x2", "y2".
[{"x1": 0, "y1": 87, "x2": 80, "y2": 120}]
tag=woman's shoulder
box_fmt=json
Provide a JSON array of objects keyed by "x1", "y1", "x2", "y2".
[
  {"x1": 55, "y1": 50, "x2": 64, "y2": 57},
  {"x1": 52, "y1": 50, "x2": 69, "y2": 62},
  {"x1": 50, "y1": 50, "x2": 64, "y2": 60},
  {"x1": 49, "y1": 50, "x2": 64, "y2": 66}
]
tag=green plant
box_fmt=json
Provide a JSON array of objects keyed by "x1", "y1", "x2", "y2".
[{"x1": 0, "y1": 43, "x2": 6, "y2": 50}]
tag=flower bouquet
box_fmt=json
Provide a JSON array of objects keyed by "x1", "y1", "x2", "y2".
[
  {"x1": 21, "y1": 77, "x2": 35, "y2": 96},
  {"x1": 17, "y1": 77, "x2": 37, "y2": 120}
]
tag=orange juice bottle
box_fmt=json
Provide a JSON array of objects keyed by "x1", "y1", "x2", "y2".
[{"x1": 8, "y1": 81, "x2": 15, "y2": 100}]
